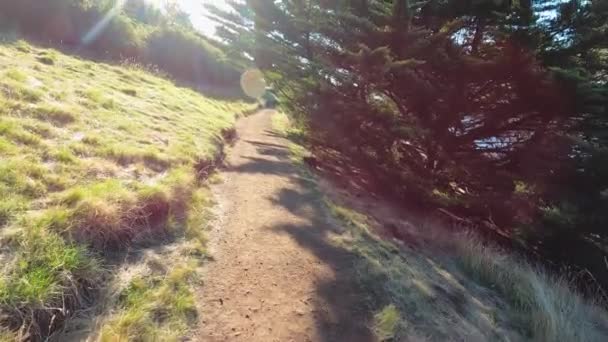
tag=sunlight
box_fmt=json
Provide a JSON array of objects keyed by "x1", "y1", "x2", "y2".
[
  {"x1": 80, "y1": 0, "x2": 230, "y2": 47},
  {"x1": 130, "y1": 0, "x2": 232, "y2": 37},
  {"x1": 240, "y1": 69, "x2": 266, "y2": 99},
  {"x1": 180, "y1": 0, "x2": 232, "y2": 37},
  {"x1": 143, "y1": 0, "x2": 165, "y2": 6},
  {"x1": 81, "y1": 0, "x2": 125, "y2": 45}
]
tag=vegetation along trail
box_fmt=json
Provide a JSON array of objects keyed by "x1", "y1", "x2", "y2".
[{"x1": 198, "y1": 110, "x2": 371, "y2": 341}]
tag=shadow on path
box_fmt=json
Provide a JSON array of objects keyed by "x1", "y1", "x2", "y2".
[
  {"x1": 227, "y1": 137, "x2": 374, "y2": 342},
  {"x1": 225, "y1": 131, "x2": 523, "y2": 341}
]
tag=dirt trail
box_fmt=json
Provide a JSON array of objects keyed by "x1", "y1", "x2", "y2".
[{"x1": 197, "y1": 110, "x2": 372, "y2": 341}]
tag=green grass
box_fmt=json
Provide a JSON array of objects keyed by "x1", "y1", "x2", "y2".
[
  {"x1": 52, "y1": 147, "x2": 78, "y2": 163},
  {"x1": 0, "y1": 226, "x2": 101, "y2": 307},
  {"x1": 271, "y1": 112, "x2": 309, "y2": 164},
  {"x1": 97, "y1": 178, "x2": 215, "y2": 340},
  {"x1": 99, "y1": 264, "x2": 199, "y2": 341},
  {"x1": 4, "y1": 68, "x2": 27, "y2": 82},
  {"x1": 0, "y1": 195, "x2": 26, "y2": 227},
  {"x1": 0, "y1": 38, "x2": 254, "y2": 339},
  {"x1": 373, "y1": 304, "x2": 401, "y2": 341},
  {"x1": 271, "y1": 111, "x2": 291, "y2": 134},
  {"x1": 35, "y1": 50, "x2": 57, "y2": 65},
  {"x1": 33, "y1": 104, "x2": 78, "y2": 125}
]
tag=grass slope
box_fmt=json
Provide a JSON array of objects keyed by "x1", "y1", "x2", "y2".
[
  {"x1": 0, "y1": 38, "x2": 252, "y2": 340},
  {"x1": 272, "y1": 112, "x2": 608, "y2": 341}
]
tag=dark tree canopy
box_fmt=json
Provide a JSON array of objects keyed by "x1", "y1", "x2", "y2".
[{"x1": 211, "y1": 0, "x2": 608, "y2": 290}]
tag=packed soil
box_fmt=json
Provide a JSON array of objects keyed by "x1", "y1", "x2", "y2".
[{"x1": 196, "y1": 110, "x2": 372, "y2": 341}]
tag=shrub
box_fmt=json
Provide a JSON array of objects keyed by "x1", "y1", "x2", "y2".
[
  {"x1": 87, "y1": 14, "x2": 142, "y2": 59},
  {"x1": 144, "y1": 27, "x2": 240, "y2": 87}
]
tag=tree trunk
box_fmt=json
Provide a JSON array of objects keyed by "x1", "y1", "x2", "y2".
[{"x1": 471, "y1": 17, "x2": 484, "y2": 55}]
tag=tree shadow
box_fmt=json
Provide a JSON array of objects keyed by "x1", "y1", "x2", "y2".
[
  {"x1": 229, "y1": 156, "x2": 296, "y2": 176},
  {"x1": 224, "y1": 137, "x2": 374, "y2": 340},
  {"x1": 268, "y1": 194, "x2": 374, "y2": 341},
  {"x1": 267, "y1": 178, "x2": 522, "y2": 341},
  {"x1": 244, "y1": 140, "x2": 292, "y2": 158},
  {"x1": 230, "y1": 136, "x2": 523, "y2": 341},
  {"x1": 264, "y1": 129, "x2": 307, "y2": 145}
]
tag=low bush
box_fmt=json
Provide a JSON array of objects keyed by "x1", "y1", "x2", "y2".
[{"x1": 144, "y1": 26, "x2": 240, "y2": 88}]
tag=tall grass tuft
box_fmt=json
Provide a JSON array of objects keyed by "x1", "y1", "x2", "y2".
[
  {"x1": 323, "y1": 198, "x2": 608, "y2": 341},
  {"x1": 0, "y1": 225, "x2": 101, "y2": 339},
  {"x1": 455, "y1": 235, "x2": 608, "y2": 341}
]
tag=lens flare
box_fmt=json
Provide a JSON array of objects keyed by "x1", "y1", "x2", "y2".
[
  {"x1": 240, "y1": 69, "x2": 266, "y2": 99},
  {"x1": 82, "y1": 0, "x2": 125, "y2": 46}
]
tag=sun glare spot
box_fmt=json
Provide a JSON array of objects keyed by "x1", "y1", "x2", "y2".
[{"x1": 240, "y1": 69, "x2": 266, "y2": 99}]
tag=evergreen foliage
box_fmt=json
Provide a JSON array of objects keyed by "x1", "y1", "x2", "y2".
[{"x1": 211, "y1": 0, "x2": 608, "y2": 291}]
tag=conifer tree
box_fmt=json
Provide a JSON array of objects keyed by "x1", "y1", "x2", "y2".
[{"x1": 209, "y1": 1, "x2": 608, "y2": 287}]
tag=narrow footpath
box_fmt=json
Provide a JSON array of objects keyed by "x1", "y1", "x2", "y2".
[{"x1": 197, "y1": 110, "x2": 372, "y2": 342}]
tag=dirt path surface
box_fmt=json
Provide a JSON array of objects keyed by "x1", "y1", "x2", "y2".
[{"x1": 197, "y1": 110, "x2": 372, "y2": 342}]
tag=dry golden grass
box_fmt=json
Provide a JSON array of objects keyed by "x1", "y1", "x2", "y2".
[{"x1": 325, "y1": 199, "x2": 608, "y2": 341}]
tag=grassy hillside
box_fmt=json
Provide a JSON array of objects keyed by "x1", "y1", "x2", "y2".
[
  {"x1": 0, "y1": 38, "x2": 252, "y2": 340},
  {"x1": 0, "y1": 0, "x2": 242, "y2": 89}
]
